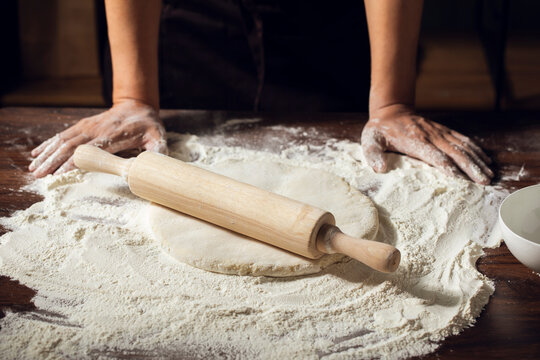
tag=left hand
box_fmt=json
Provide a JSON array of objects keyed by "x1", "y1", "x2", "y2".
[{"x1": 361, "y1": 105, "x2": 493, "y2": 184}]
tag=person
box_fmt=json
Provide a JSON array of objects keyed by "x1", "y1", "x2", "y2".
[{"x1": 29, "y1": 0, "x2": 493, "y2": 184}]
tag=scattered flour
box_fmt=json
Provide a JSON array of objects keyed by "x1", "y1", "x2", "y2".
[
  {"x1": 0, "y1": 131, "x2": 507, "y2": 359},
  {"x1": 499, "y1": 163, "x2": 528, "y2": 182},
  {"x1": 217, "y1": 118, "x2": 262, "y2": 129}
]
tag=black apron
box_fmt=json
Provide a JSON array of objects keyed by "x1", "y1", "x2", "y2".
[{"x1": 108, "y1": 0, "x2": 371, "y2": 112}]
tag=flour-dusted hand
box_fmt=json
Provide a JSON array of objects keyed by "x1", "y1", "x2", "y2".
[
  {"x1": 29, "y1": 100, "x2": 167, "y2": 178},
  {"x1": 361, "y1": 105, "x2": 493, "y2": 185},
  {"x1": 30, "y1": 0, "x2": 167, "y2": 178}
]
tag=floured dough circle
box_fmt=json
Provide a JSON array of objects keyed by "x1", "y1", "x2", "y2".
[{"x1": 148, "y1": 158, "x2": 378, "y2": 277}]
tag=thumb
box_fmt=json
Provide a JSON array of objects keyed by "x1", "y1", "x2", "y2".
[
  {"x1": 144, "y1": 138, "x2": 168, "y2": 155},
  {"x1": 361, "y1": 127, "x2": 388, "y2": 173},
  {"x1": 143, "y1": 126, "x2": 168, "y2": 155}
]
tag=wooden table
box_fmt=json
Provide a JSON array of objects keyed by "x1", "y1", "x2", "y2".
[{"x1": 1, "y1": 107, "x2": 539, "y2": 359}]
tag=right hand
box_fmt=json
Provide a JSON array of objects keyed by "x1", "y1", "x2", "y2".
[{"x1": 29, "y1": 99, "x2": 167, "y2": 178}]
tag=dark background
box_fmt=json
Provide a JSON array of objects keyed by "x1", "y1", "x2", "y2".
[{"x1": 1, "y1": 0, "x2": 540, "y2": 111}]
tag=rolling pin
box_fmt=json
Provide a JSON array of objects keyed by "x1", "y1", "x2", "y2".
[{"x1": 73, "y1": 145, "x2": 401, "y2": 273}]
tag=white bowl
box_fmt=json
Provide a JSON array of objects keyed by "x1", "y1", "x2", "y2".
[{"x1": 499, "y1": 183, "x2": 540, "y2": 272}]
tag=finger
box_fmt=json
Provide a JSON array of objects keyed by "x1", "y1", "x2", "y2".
[
  {"x1": 361, "y1": 127, "x2": 388, "y2": 173},
  {"x1": 395, "y1": 138, "x2": 466, "y2": 180},
  {"x1": 450, "y1": 130, "x2": 492, "y2": 164},
  {"x1": 33, "y1": 145, "x2": 72, "y2": 178},
  {"x1": 450, "y1": 148, "x2": 491, "y2": 185},
  {"x1": 432, "y1": 138, "x2": 491, "y2": 185},
  {"x1": 142, "y1": 122, "x2": 168, "y2": 153},
  {"x1": 31, "y1": 120, "x2": 87, "y2": 158},
  {"x1": 144, "y1": 138, "x2": 168, "y2": 154},
  {"x1": 29, "y1": 135, "x2": 63, "y2": 171},
  {"x1": 444, "y1": 133, "x2": 494, "y2": 179},
  {"x1": 33, "y1": 135, "x2": 88, "y2": 178},
  {"x1": 463, "y1": 145, "x2": 494, "y2": 180},
  {"x1": 430, "y1": 122, "x2": 492, "y2": 165},
  {"x1": 54, "y1": 156, "x2": 76, "y2": 175},
  {"x1": 31, "y1": 135, "x2": 59, "y2": 157}
]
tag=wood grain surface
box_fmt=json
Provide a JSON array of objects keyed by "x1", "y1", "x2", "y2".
[{"x1": 1, "y1": 107, "x2": 539, "y2": 359}]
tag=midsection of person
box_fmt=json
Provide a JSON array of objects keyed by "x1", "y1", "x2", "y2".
[{"x1": 157, "y1": 0, "x2": 370, "y2": 111}]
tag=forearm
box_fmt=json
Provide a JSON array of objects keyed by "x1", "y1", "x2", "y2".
[
  {"x1": 105, "y1": 0, "x2": 162, "y2": 110},
  {"x1": 364, "y1": 0, "x2": 423, "y2": 116}
]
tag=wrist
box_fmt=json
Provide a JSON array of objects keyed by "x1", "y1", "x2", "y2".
[
  {"x1": 112, "y1": 98, "x2": 160, "y2": 116},
  {"x1": 113, "y1": 77, "x2": 160, "y2": 111},
  {"x1": 113, "y1": 97, "x2": 160, "y2": 112},
  {"x1": 368, "y1": 80, "x2": 416, "y2": 118},
  {"x1": 368, "y1": 86, "x2": 415, "y2": 119},
  {"x1": 369, "y1": 103, "x2": 415, "y2": 120}
]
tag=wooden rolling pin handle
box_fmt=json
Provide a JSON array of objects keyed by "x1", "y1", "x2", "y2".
[
  {"x1": 316, "y1": 224, "x2": 401, "y2": 273},
  {"x1": 73, "y1": 144, "x2": 134, "y2": 179}
]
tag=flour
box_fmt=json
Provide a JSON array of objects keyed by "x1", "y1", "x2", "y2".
[
  {"x1": 0, "y1": 131, "x2": 506, "y2": 359},
  {"x1": 499, "y1": 163, "x2": 528, "y2": 182}
]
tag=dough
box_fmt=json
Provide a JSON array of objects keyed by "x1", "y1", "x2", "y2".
[{"x1": 148, "y1": 158, "x2": 378, "y2": 277}]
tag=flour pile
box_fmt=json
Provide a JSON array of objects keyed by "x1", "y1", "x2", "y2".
[{"x1": 0, "y1": 130, "x2": 505, "y2": 359}]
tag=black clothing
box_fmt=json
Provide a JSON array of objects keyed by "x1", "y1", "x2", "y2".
[{"x1": 108, "y1": 0, "x2": 371, "y2": 112}]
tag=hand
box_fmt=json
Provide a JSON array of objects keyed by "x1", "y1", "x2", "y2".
[
  {"x1": 29, "y1": 100, "x2": 167, "y2": 178},
  {"x1": 361, "y1": 105, "x2": 493, "y2": 185}
]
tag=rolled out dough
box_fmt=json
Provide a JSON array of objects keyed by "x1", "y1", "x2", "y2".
[{"x1": 148, "y1": 158, "x2": 379, "y2": 277}]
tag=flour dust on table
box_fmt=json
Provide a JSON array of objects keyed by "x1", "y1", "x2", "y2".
[{"x1": 0, "y1": 131, "x2": 506, "y2": 359}]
